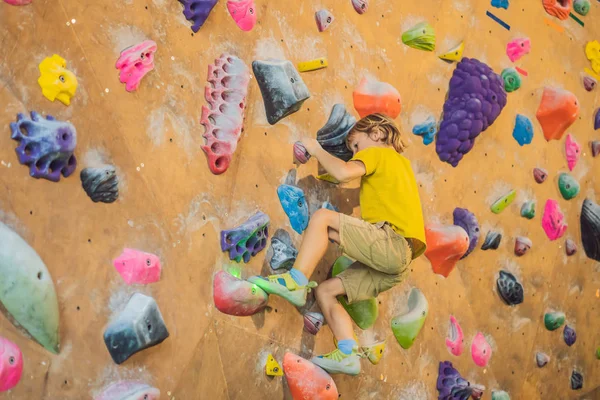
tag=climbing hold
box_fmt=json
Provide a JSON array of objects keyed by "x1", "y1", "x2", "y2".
[
  {"x1": 113, "y1": 249, "x2": 161, "y2": 285},
  {"x1": 585, "y1": 41, "x2": 600, "y2": 75},
  {"x1": 581, "y1": 199, "x2": 600, "y2": 262},
  {"x1": 283, "y1": 353, "x2": 339, "y2": 400},
  {"x1": 221, "y1": 211, "x2": 270, "y2": 263},
  {"x1": 491, "y1": 390, "x2": 510, "y2": 400},
  {"x1": 438, "y1": 42, "x2": 464, "y2": 63},
  {"x1": 491, "y1": 0, "x2": 509, "y2": 9},
  {"x1": 453, "y1": 208, "x2": 480, "y2": 259},
  {"x1": 558, "y1": 173, "x2": 580, "y2": 200},
  {"x1": 317, "y1": 173, "x2": 340, "y2": 184},
  {"x1": 512, "y1": 114, "x2": 533, "y2": 146},
  {"x1": 583, "y1": 75, "x2": 597, "y2": 92},
  {"x1": 269, "y1": 230, "x2": 298, "y2": 270},
  {"x1": 303, "y1": 312, "x2": 324, "y2": 335},
  {"x1": 0, "y1": 222, "x2": 59, "y2": 353},
  {"x1": 103, "y1": 293, "x2": 169, "y2": 365},
  {"x1": 362, "y1": 340, "x2": 385, "y2": 365},
  {"x1": 595, "y1": 108, "x2": 600, "y2": 130},
  {"x1": 332, "y1": 256, "x2": 378, "y2": 329},
  {"x1": 573, "y1": 0, "x2": 590, "y2": 15},
  {"x1": 514, "y1": 236, "x2": 532, "y2": 257},
  {"x1": 471, "y1": 332, "x2": 492, "y2": 367},
  {"x1": 544, "y1": 311, "x2": 566, "y2": 331},
  {"x1": 424, "y1": 224, "x2": 469, "y2": 277},
  {"x1": 80, "y1": 166, "x2": 119, "y2": 204},
  {"x1": 446, "y1": 315, "x2": 464, "y2": 356},
  {"x1": 253, "y1": 59, "x2": 310, "y2": 125},
  {"x1": 542, "y1": 0, "x2": 572, "y2": 20},
  {"x1": 315, "y1": 9, "x2": 334, "y2": 32},
  {"x1": 0, "y1": 337, "x2": 23, "y2": 392},
  {"x1": 565, "y1": 134, "x2": 581, "y2": 171},
  {"x1": 94, "y1": 381, "x2": 160, "y2": 400},
  {"x1": 536, "y1": 87, "x2": 579, "y2": 141},
  {"x1": 10, "y1": 112, "x2": 77, "y2": 182},
  {"x1": 321, "y1": 201, "x2": 338, "y2": 212},
  {"x1": 213, "y1": 270, "x2": 268, "y2": 316},
  {"x1": 596, "y1": 347, "x2": 600, "y2": 359},
  {"x1": 502, "y1": 68, "x2": 521, "y2": 93},
  {"x1": 533, "y1": 168, "x2": 548, "y2": 184},
  {"x1": 436, "y1": 58, "x2": 507, "y2": 167},
  {"x1": 115, "y1": 40, "x2": 157, "y2": 92},
  {"x1": 277, "y1": 185, "x2": 309, "y2": 234},
  {"x1": 536, "y1": 352, "x2": 550, "y2": 367},
  {"x1": 496, "y1": 270, "x2": 524, "y2": 305},
  {"x1": 491, "y1": 190, "x2": 516, "y2": 214},
  {"x1": 227, "y1": 0, "x2": 256, "y2": 31},
  {"x1": 37, "y1": 54, "x2": 78, "y2": 106},
  {"x1": 542, "y1": 199, "x2": 567, "y2": 241},
  {"x1": 436, "y1": 361, "x2": 485, "y2": 400},
  {"x1": 571, "y1": 370, "x2": 583, "y2": 390},
  {"x1": 351, "y1": 0, "x2": 368, "y2": 14},
  {"x1": 565, "y1": 239, "x2": 577, "y2": 256},
  {"x1": 391, "y1": 288, "x2": 428, "y2": 349},
  {"x1": 564, "y1": 325, "x2": 576, "y2": 346},
  {"x1": 178, "y1": 0, "x2": 217, "y2": 32},
  {"x1": 201, "y1": 54, "x2": 250, "y2": 175},
  {"x1": 521, "y1": 201, "x2": 535, "y2": 220},
  {"x1": 297, "y1": 57, "x2": 328, "y2": 72},
  {"x1": 401, "y1": 22, "x2": 436, "y2": 52},
  {"x1": 412, "y1": 116, "x2": 437, "y2": 146},
  {"x1": 481, "y1": 231, "x2": 502, "y2": 250},
  {"x1": 353, "y1": 77, "x2": 402, "y2": 119},
  {"x1": 265, "y1": 354, "x2": 284, "y2": 377},
  {"x1": 3, "y1": 0, "x2": 32, "y2": 4},
  {"x1": 592, "y1": 141, "x2": 600, "y2": 157},
  {"x1": 506, "y1": 38, "x2": 530, "y2": 62},
  {"x1": 317, "y1": 104, "x2": 357, "y2": 161}
]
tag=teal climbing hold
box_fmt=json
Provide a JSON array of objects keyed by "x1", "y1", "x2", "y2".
[
  {"x1": 558, "y1": 173, "x2": 580, "y2": 200},
  {"x1": 412, "y1": 116, "x2": 437, "y2": 145},
  {"x1": 512, "y1": 114, "x2": 533, "y2": 146},
  {"x1": 544, "y1": 311, "x2": 566, "y2": 331},
  {"x1": 491, "y1": 190, "x2": 516, "y2": 214},
  {"x1": 574, "y1": 0, "x2": 590, "y2": 16},
  {"x1": 492, "y1": 390, "x2": 511, "y2": 400},
  {"x1": 520, "y1": 201, "x2": 535, "y2": 219},
  {"x1": 502, "y1": 68, "x2": 522, "y2": 93},
  {"x1": 390, "y1": 288, "x2": 428, "y2": 349}
]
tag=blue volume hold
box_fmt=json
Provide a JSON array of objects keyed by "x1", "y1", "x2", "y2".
[
  {"x1": 277, "y1": 184, "x2": 310, "y2": 234},
  {"x1": 412, "y1": 116, "x2": 437, "y2": 146},
  {"x1": 512, "y1": 114, "x2": 533, "y2": 146},
  {"x1": 491, "y1": 0, "x2": 509, "y2": 9}
]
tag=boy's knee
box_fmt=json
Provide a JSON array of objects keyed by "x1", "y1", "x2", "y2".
[
  {"x1": 310, "y1": 208, "x2": 336, "y2": 227},
  {"x1": 315, "y1": 279, "x2": 338, "y2": 302}
]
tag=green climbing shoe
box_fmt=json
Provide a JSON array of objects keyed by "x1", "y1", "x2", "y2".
[
  {"x1": 311, "y1": 348, "x2": 361, "y2": 376},
  {"x1": 247, "y1": 272, "x2": 316, "y2": 307}
]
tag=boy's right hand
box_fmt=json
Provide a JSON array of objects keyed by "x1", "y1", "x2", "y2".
[{"x1": 300, "y1": 138, "x2": 323, "y2": 156}]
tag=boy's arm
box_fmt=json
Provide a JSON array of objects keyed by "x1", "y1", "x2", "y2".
[{"x1": 309, "y1": 145, "x2": 366, "y2": 183}]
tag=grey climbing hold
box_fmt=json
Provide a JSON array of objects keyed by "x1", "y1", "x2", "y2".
[
  {"x1": 591, "y1": 141, "x2": 600, "y2": 157},
  {"x1": 496, "y1": 270, "x2": 523, "y2": 306},
  {"x1": 571, "y1": 370, "x2": 583, "y2": 390},
  {"x1": 80, "y1": 165, "x2": 119, "y2": 204},
  {"x1": 536, "y1": 352, "x2": 550, "y2": 367},
  {"x1": 316, "y1": 104, "x2": 357, "y2": 161},
  {"x1": 269, "y1": 230, "x2": 298, "y2": 270},
  {"x1": 482, "y1": 231, "x2": 502, "y2": 250},
  {"x1": 580, "y1": 198, "x2": 600, "y2": 262}
]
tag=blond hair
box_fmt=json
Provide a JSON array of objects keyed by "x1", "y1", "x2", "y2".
[{"x1": 346, "y1": 113, "x2": 407, "y2": 153}]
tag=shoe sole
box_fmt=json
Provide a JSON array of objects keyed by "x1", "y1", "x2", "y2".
[
  {"x1": 310, "y1": 357, "x2": 361, "y2": 376},
  {"x1": 248, "y1": 276, "x2": 307, "y2": 307}
]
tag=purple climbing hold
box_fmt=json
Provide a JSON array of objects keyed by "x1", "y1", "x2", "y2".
[
  {"x1": 594, "y1": 108, "x2": 600, "y2": 130},
  {"x1": 435, "y1": 58, "x2": 507, "y2": 167},
  {"x1": 436, "y1": 361, "x2": 485, "y2": 400},
  {"x1": 220, "y1": 212, "x2": 270, "y2": 263},
  {"x1": 452, "y1": 208, "x2": 480, "y2": 259},
  {"x1": 10, "y1": 111, "x2": 77, "y2": 182},
  {"x1": 564, "y1": 325, "x2": 576, "y2": 346},
  {"x1": 178, "y1": 0, "x2": 218, "y2": 33}
]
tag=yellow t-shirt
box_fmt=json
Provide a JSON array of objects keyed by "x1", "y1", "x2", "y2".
[{"x1": 351, "y1": 147, "x2": 427, "y2": 258}]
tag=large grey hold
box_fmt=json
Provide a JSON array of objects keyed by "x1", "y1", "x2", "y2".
[
  {"x1": 103, "y1": 293, "x2": 169, "y2": 365},
  {"x1": 269, "y1": 229, "x2": 298, "y2": 270},
  {"x1": 580, "y1": 198, "x2": 600, "y2": 262},
  {"x1": 252, "y1": 59, "x2": 310, "y2": 125},
  {"x1": 316, "y1": 104, "x2": 356, "y2": 161},
  {"x1": 80, "y1": 165, "x2": 119, "y2": 203}
]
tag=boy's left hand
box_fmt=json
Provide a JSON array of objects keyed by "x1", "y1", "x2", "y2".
[{"x1": 301, "y1": 138, "x2": 322, "y2": 156}]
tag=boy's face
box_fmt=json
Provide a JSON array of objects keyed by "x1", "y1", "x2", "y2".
[{"x1": 347, "y1": 130, "x2": 381, "y2": 155}]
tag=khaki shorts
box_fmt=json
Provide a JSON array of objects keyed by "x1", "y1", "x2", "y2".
[{"x1": 337, "y1": 214, "x2": 413, "y2": 304}]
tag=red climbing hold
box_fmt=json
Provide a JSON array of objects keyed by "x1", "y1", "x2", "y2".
[
  {"x1": 353, "y1": 77, "x2": 402, "y2": 119},
  {"x1": 536, "y1": 87, "x2": 579, "y2": 141},
  {"x1": 424, "y1": 224, "x2": 469, "y2": 278},
  {"x1": 283, "y1": 352, "x2": 339, "y2": 400},
  {"x1": 213, "y1": 270, "x2": 268, "y2": 316}
]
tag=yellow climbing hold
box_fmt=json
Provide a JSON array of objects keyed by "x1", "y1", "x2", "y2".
[
  {"x1": 585, "y1": 40, "x2": 600, "y2": 75},
  {"x1": 317, "y1": 173, "x2": 340, "y2": 184},
  {"x1": 439, "y1": 42, "x2": 464, "y2": 62},
  {"x1": 297, "y1": 57, "x2": 328, "y2": 72},
  {"x1": 37, "y1": 54, "x2": 78, "y2": 106},
  {"x1": 362, "y1": 340, "x2": 386, "y2": 365},
  {"x1": 265, "y1": 354, "x2": 283, "y2": 376}
]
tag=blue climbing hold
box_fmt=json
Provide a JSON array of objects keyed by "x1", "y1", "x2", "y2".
[
  {"x1": 491, "y1": 0, "x2": 509, "y2": 9},
  {"x1": 321, "y1": 201, "x2": 339, "y2": 212},
  {"x1": 277, "y1": 184, "x2": 309, "y2": 234},
  {"x1": 512, "y1": 114, "x2": 533, "y2": 146},
  {"x1": 412, "y1": 116, "x2": 437, "y2": 145}
]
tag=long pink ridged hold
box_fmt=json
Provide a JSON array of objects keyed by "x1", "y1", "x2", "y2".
[
  {"x1": 115, "y1": 40, "x2": 157, "y2": 92},
  {"x1": 201, "y1": 54, "x2": 250, "y2": 175},
  {"x1": 542, "y1": 199, "x2": 568, "y2": 241}
]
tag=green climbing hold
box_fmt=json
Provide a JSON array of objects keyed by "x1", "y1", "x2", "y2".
[
  {"x1": 501, "y1": 68, "x2": 522, "y2": 93},
  {"x1": 332, "y1": 256, "x2": 378, "y2": 330},
  {"x1": 492, "y1": 390, "x2": 511, "y2": 400},
  {"x1": 390, "y1": 288, "x2": 428, "y2": 349},
  {"x1": 520, "y1": 201, "x2": 535, "y2": 219},
  {"x1": 401, "y1": 22, "x2": 436, "y2": 52},
  {"x1": 574, "y1": 0, "x2": 590, "y2": 16},
  {"x1": 544, "y1": 311, "x2": 566, "y2": 331},
  {"x1": 596, "y1": 347, "x2": 600, "y2": 359},
  {"x1": 558, "y1": 173, "x2": 580, "y2": 200},
  {"x1": 491, "y1": 190, "x2": 516, "y2": 214}
]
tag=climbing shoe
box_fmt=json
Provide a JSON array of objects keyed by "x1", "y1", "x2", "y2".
[
  {"x1": 247, "y1": 272, "x2": 317, "y2": 308},
  {"x1": 311, "y1": 348, "x2": 362, "y2": 376}
]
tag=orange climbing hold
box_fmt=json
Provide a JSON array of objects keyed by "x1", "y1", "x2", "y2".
[
  {"x1": 424, "y1": 224, "x2": 469, "y2": 278},
  {"x1": 283, "y1": 352, "x2": 339, "y2": 400},
  {"x1": 542, "y1": 0, "x2": 572, "y2": 20},
  {"x1": 536, "y1": 87, "x2": 579, "y2": 141},
  {"x1": 353, "y1": 77, "x2": 402, "y2": 119}
]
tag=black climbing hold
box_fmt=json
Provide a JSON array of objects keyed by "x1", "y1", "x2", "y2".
[
  {"x1": 316, "y1": 104, "x2": 356, "y2": 161},
  {"x1": 481, "y1": 231, "x2": 502, "y2": 250},
  {"x1": 269, "y1": 229, "x2": 298, "y2": 270},
  {"x1": 496, "y1": 270, "x2": 524, "y2": 306},
  {"x1": 252, "y1": 59, "x2": 310, "y2": 125},
  {"x1": 80, "y1": 165, "x2": 119, "y2": 204},
  {"x1": 580, "y1": 198, "x2": 600, "y2": 262},
  {"x1": 571, "y1": 370, "x2": 583, "y2": 390}
]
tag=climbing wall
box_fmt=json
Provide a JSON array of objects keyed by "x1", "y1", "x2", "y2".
[{"x1": 0, "y1": 0, "x2": 599, "y2": 398}]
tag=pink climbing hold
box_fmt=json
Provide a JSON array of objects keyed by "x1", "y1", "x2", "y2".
[
  {"x1": 94, "y1": 381, "x2": 160, "y2": 400},
  {"x1": 115, "y1": 40, "x2": 157, "y2": 92},
  {"x1": 446, "y1": 315, "x2": 464, "y2": 356},
  {"x1": 565, "y1": 134, "x2": 581, "y2": 171},
  {"x1": 213, "y1": 270, "x2": 268, "y2": 316},
  {"x1": 471, "y1": 332, "x2": 492, "y2": 367},
  {"x1": 113, "y1": 248, "x2": 161, "y2": 285},
  {"x1": 506, "y1": 38, "x2": 531, "y2": 62},
  {"x1": 227, "y1": 0, "x2": 257, "y2": 32},
  {"x1": 424, "y1": 224, "x2": 469, "y2": 278},
  {"x1": 315, "y1": 9, "x2": 334, "y2": 32},
  {"x1": 201, "y1": 54, "x2": 250, "y2": 175},
  {"x1": 293, "y1": 141, "x2": 311, "y2": 164},
  {"x1": 0, "y1": 336, "x2": 23, "y2": 392},
  {"x1": 351, "y1": 0, "x2": 368, "y2": 14},
  {"x1": 542, "y1": 199, "x2": 568, "y2": 241},
  {"x1": 3, "y1": 0, "x2": 32, "y2": 4}
]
